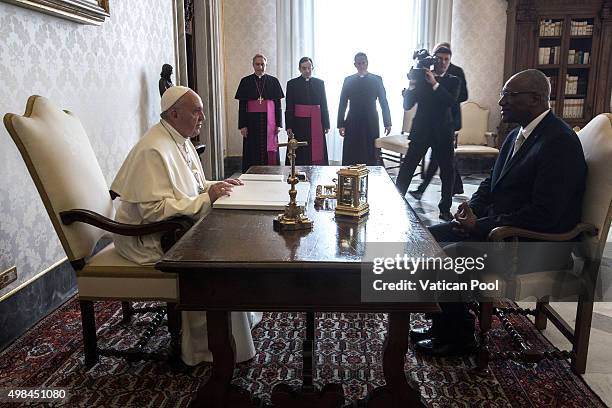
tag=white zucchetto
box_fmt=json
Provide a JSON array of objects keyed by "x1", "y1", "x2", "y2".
[{"x1": 161, "y1": 85, "x2": 191, "y2": 113}]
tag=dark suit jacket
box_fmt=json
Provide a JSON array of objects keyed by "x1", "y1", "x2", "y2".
[
  {"x1": 447, "y1": 63, "x2": 468, "y2": 130},
  {"x1": 403, "y1": 74, "x2": 460, "y2": 145},
  {"x1": 469, "y1": 111, "x2": 587, "y2": 236}
]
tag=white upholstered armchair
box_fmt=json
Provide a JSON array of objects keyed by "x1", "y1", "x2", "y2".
[
  {"x1": 454, "y1": 101, "x2": 499, "y2": 158},
  {"x1": 477, "y1": 113, "x2": 612, "y2": 374},
  {"x1": 3, "y1": 96, "x2": 192, "y2": 368}
]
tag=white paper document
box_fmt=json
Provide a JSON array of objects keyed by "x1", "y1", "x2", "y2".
[{"x1": 213, "y1": 174, "x2": 310, "y2": 210}]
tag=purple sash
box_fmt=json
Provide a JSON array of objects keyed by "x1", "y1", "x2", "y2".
[
  {"x1": 247, "y1": 100, "x2": 277, "y2": 165},
  {"x1": 294, "y1": 104, "x2": 324, "y2": 164}
]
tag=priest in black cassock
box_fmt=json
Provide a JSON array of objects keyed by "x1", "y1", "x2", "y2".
[
  {"x1": 285, "y1": 57, "x2": 330, "y2": 165},
  {"x1": 337, "y1": 52, "x2": 392, "y2": 165},
  {"x1": 235, "y1": 54, "x2": 284, "y2": 173}
]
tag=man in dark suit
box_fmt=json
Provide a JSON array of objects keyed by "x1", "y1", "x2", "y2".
[
  {"x1": 411, "y1": 69, "x2": 588, "y2": 356},
  {"x1": 395, "y1": 45, "x2": 460, "y2": 221},
  {"x1": 410, "y1": 42, "x2": 467, "y2": 199}
]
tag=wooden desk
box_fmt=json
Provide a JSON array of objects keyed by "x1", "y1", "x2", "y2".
[{"x1": 157, "y1": 166, "x2": 441, "y2": 408}]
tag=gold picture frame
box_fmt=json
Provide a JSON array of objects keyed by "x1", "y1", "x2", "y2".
[{"x1": 1, "y1": 0, "x2": 110, "y2": 25}]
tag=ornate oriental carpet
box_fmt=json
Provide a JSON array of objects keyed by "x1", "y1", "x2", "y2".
[{"x1": 0, "y1": 298, "x2": 606, "y2": 407}]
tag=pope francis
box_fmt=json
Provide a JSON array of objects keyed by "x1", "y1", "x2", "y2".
[{"x1": 110, "y1": 86, "x2": 260, "y2": 365}]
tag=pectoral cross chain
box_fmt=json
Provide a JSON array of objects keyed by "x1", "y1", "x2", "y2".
[{"x1": 255, "y1": 76, "x2": 266, "y2": 104}]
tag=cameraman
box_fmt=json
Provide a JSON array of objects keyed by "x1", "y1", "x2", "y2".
[
  {"x1": 395, "y1": 45, "x2": 460, "y2": 221},
  {"x1": 410, "y1": 43, "x2": 467, "y2": 199}
]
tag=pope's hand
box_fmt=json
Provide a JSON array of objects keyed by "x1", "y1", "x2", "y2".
[
  {"x1": 208, "y1": 181, "x2": 233, "y2": 203},
  {"x1": 224, "y1": 178, "x2": 244, "y2": 186}
]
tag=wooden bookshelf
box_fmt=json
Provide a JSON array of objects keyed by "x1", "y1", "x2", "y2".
[{"x1": 502, "y1": 0, "x2": 612, "y2": 139}]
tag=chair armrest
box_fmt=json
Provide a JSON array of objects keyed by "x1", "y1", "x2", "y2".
[
  {"x1": 485, "y1": 132, "x2": 497, "y2": 147},
  {"x1": 60, "y1": 209, "x2": 194, "y2": 252},
  {"x1": 487, "y1": 222, "x2": 598, "y2": 242}
]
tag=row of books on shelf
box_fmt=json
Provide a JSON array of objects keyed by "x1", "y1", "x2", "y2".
[
  {"x1": 539, "y1": 20, "x2": 563, "y2": 36},
  {"x1": 564, "y1": 74, "x2": 587, "y2": 95},
  {"x1": 570, "y1": 20, "x2": 593, "y2": 36},
  {"x1": 568, "y1": 49, "x2": 590, "y2": 64},
  {"x1": 562, "y1": 99, "x2": 584, "y2": 119},
  {"x1": 538, "y1": 46, "x2": 560, "y2": 64}
]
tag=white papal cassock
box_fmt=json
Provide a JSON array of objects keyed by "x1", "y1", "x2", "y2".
[{"x1": 110, "y1": 119, "x2": 260, "y2": 364}]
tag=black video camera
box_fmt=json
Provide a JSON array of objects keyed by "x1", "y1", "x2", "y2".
[{"x1": 408, "y1": 49, "x2": 439, "y2": 82}]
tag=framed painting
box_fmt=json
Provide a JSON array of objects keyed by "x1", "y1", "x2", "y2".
[{"x1": 1, "y1": 0, "x2": 110, "y2": 25}]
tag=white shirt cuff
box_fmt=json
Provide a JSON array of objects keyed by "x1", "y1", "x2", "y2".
[{"x1": 432, "y1": 82, "x2": 440, "y2": 91}]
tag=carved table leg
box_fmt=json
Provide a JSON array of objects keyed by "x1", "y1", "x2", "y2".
[
  {"x1": 367, "y1": 312, "x2": 424, "y2": 408},
  {"x1": 189, "y1": 311, "x2": 254, "y2": 408},
  {"x1": 270, "y1": 312, "x2": 344, "y2": 408},
  {"x1": 167, "y1": 303, "x2": 181, "y2": 357}
]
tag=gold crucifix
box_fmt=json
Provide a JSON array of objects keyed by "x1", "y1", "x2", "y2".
[{"x1": 273, "y1": 134, "x2": 313, "y2": 231}]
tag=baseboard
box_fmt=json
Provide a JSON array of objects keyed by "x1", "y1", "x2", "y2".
[{"x1": 0, "y1": 260, "x2": 77, "y2": 351}]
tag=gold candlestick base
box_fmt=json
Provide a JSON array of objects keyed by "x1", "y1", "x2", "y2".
[{"x1": 273, "y1": 203, "x2": 313, "y2": 231}]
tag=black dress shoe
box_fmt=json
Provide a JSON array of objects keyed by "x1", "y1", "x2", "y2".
[
  {"x1": 408, "y1": 190, "x2": 423, "y2": 200},
  {"x1": 439, "y1": 211, "x2": 454, "y2": 222},
  {"x1": 414, "y1": 337, "x2": 477, "y2": 357},
  {"x1": 452, "y1": 189, "x2": 464, "y2": 195},
  {"x1": 409, "y1": 326, "x2": 434, "y2": 343}
]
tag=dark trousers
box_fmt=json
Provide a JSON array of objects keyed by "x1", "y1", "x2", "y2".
[
  {"x1": 396, "y1": 137, "x2": 455, "y2": 212},
  {"x1": 417, "y1": 150, "x2": 464, "y2": 194},
  {"x1": 426, "y1": 222, "x2": 487, "y2": 343}
]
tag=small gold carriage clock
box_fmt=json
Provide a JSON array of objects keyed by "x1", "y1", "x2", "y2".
[{"x1": 315, "y1": 164, "x2": 370, "y2": 219}]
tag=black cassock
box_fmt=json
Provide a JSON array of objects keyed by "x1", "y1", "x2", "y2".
[
  {"x1": 337, "y1": 73, "x2": 391, "y2": 166},
  {"x1": 284, "y1": 76, "x2": 330, "y2": 165},
  {"x1": 235, "y1": 74, "x2": 284, "y2": 173}
]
